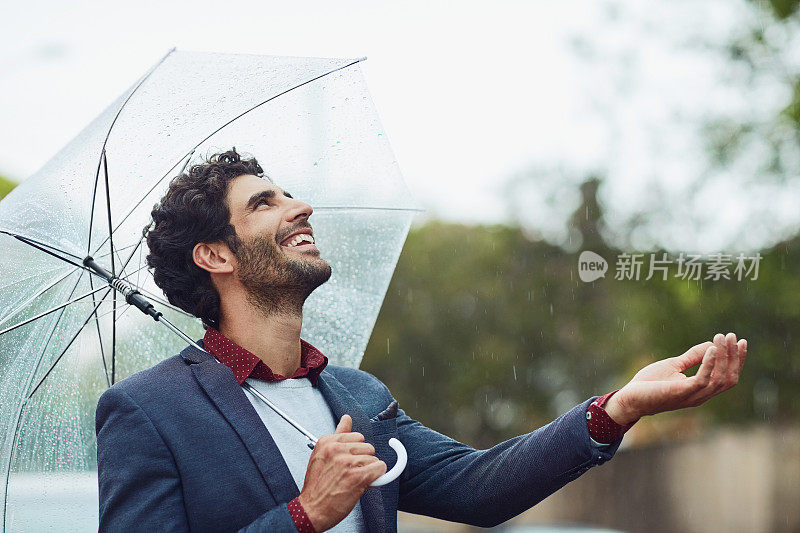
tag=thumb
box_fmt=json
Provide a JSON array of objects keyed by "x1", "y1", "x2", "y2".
[
  {"x1": 335, "y1": 414, "x2": 352, "y2": 434},
  {"x1": 673, "y1": 341, "x2": 713, "y2": 372}
]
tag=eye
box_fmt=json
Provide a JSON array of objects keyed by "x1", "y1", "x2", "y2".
[{"x1": 255, "y1": 199, "x2": 270, "y2": 209}]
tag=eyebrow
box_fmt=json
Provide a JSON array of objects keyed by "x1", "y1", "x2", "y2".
[{"x1": 245, "y1": 189, "x2": 293, "y2": 210}]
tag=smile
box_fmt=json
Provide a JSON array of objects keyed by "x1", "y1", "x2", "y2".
[{"x1": 280, "y1": 231, "x2": 315, "y2": 248}]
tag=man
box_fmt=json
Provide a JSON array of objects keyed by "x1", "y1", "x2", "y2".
[{"x1": 96, "y1": 149, "x2": 747, "y2": 532}]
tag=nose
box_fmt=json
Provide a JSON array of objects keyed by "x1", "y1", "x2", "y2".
[{"x1": 285, "y1": 197, "x2": 313, "y2": 223}]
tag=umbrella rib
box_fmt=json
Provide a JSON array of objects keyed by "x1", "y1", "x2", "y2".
[
  {"x1": 129, "y1": 286, "x2": 195, "y2": 319},
  {"x1": 93, "y1": 56, "x2": 367, "y2": 255},
  {"x1": 91, "y1": 300, "x2": 131, "y2": 321},
  {"x1": 102, "y1": 151, "x2": 117, "y2": 276},
  {"x1": 91, "y1": 149, "x2": 194, "y2": 259},
  {"x1": 135, "y1": 241, "x2": 144, "y2": 288},
  {"x1": 103, "y1": 220, "x2": 150, "y2": 293},
  {"x1": 88, "y1": 47, "x2": 176, "y2": 253},
  {"x1": 0, "y1": 268, "x2": 79, "y2": 332},
  {"x1": 4, "y1": 231, "x2": 88, "y2": 271},
  {"x1": 4, "y1": 232, "x2": 129, "y2": 298},
  {"x1": 96, "y1": 241, "x2": 139, "y2": 260},
  {"x1": 120, "y1": 261, "x2": 148, "y2": 281},
  {"x1": 313, "y1": 206, "x2": 425, "y2": 212},
  {"x1": 2, "y1": 228, "x2": 152, "y2": 310},
  {"x1": 0, "y1": 230, "x2": 84, "y2": 262},
  {"x1": 110, "y1": 282, "x2": 118, "y2": 384},
  {"x1": 87, "y1": 144, "x2": 105, "y2": 254},
  {"x1": 0, "y1": 263, "x2": 72, "y2": 293},
  {"x1": 27, "y1": 287, "x2": 113, "y2": 400},
  {"x1": 113, "y1": 228, "x2": 148, "y2": 282},
  {"x1": 0, "y1": 286, "x2": 106, "y2": 336},
  {"x1": 2, "y1": 270, "x2": 86, "y2": 529},
  {"x1": 94, "y1": 235, "x2": 194, "y2": 320},
  {"x1": 88, "y1": 273, "x2": 113, "y2": 388}
]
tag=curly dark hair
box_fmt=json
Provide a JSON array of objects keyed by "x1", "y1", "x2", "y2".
[{"x1": 143, "y1": 148, "x2": 266, "y2": 329}]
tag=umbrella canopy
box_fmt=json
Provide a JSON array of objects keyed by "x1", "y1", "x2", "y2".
[{"x1": 0, "y1": 49, "x2": 418, "y2": 530}]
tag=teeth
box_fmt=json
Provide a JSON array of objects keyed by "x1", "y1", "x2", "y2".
[{"x1": 286, "y1": 233, "x2": 314, "y2": 247}]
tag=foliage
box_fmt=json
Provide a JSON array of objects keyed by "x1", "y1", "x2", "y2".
[
  {"x1": 0, "y1": 175, "x2": 16, "y2": 199},
  {"x1": 362, "y1": 179, "x2": 799, "y2": 448},
  {"x1": 705, "y1": 0, "x2": 800, "y2": 179}
]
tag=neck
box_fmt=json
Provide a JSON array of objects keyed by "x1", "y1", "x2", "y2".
[{"x1": 217, "y1": 292, "x2": 304, "y2": 378}]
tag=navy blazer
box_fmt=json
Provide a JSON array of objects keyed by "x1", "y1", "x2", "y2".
[{"x1": 96, "y1": 342, "x2": 621, "y2": 532}]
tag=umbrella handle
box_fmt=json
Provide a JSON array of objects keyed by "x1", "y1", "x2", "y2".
[{"x1": 370, "y1": 437, "x2": 407, "y2": 487}]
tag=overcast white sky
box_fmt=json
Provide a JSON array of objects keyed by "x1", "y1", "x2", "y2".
[{"x1": 1, "y1": 0, "x2": 797, "y2": 252}]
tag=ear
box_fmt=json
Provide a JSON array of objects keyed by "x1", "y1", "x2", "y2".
[{"x1": 193, "y1": 241, "x2": 235, "y2": 275}]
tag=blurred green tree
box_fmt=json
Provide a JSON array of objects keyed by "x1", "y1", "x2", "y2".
[
  {"x1": 0, "y1": 175, "x2": 16, "y2": 199},
  {"x1": 362, "y1": 176, "x2": 798, "y2": 448}
]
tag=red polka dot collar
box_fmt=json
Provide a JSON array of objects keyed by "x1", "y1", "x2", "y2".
[{"x1": 202, "y1": 326, "x2": 328, "y2": 386}]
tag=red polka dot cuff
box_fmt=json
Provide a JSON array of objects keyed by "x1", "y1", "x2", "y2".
[
  {"x1": 288, "y1": 497, "x2": 316, "y2": 532},
  {"x1": 586, "y1": 390, "x2": 636, "y2": 445}
]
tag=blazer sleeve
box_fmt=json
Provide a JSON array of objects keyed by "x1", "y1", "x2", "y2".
[
  {"x1": 390, "y1": 390, "x2": 621, "y2": 528},
  {"x1": 96, "y1": 387, "x2": 298, "y2": 533}
]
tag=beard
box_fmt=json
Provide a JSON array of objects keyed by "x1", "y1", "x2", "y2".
[{"x1": 234, "y1": 233, "x2": 332, "y2": 317}]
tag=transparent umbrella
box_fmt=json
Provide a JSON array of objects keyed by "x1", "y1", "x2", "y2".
[{"x1": 0, "y1": 49, "x2": 419, "y2": 531}]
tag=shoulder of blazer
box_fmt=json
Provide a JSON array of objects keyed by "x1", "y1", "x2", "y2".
[
  {"x1": 323, "y1": 364, "x2": 387, "y2": 391},
  {"x1": 322, "y1": 365, "x2": 395, "y2": 413},
  {"x1": 100, "y1": 352, "x2": 198, "y2": 407}
]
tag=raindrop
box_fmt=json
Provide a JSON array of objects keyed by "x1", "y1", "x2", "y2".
[{"x1": 513, "y1": 365, "x2": 517, "y2": 381}]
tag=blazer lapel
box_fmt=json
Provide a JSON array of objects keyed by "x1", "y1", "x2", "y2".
[
  {"x1": 181, "y1": 343, "x2": 299, "y2": 505},
  {"x1": 317, "y1": 370, "x2": 387, "y2": 533}
]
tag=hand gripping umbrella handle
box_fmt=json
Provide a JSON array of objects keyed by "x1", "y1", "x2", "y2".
[{"x1": 370, "y1": 437, "x2": 407, "y2": 487}]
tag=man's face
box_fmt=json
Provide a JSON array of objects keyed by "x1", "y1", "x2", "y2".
[{"x1": 224, "y1": 174, "x2": 331, "y2": 315}]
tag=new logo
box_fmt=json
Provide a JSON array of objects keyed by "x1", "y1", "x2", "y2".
[{"x1": 578, "y1": 250, "x2": 608, "y2": 282}]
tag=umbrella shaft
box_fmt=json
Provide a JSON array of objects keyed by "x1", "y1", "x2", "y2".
[
  {"x1": 158, "y1": 316, "x2": 319, "y2": 448},
  {"x1": 241, "y1": 381, "x2": 319, "y2": 446}
]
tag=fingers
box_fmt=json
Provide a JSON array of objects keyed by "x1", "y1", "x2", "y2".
[
  {"x1": 346, "y1": 442, "x2": 376, "y2": 456},
  {"x1": 319, "y1": 432, "x2": 365, "y2": 446},
  {"x1": 687, "y1": 332, "x2": 745, "y2": 406},
  {"x1": 710, "y1": 333, "x2": 729, "y2": 392},
  {"x1": 349, "y1": 454, "x2": 381, "y2": 468},
  {"x1": 724, "y1": 332, "x2": 740, "y2": 386},
  {"x1": 737, "y1": 338, "x2": 747, "y2": 374},
  {"x1": 343, "y1": 453, "x2": 386, "y2": 487},
  {"x1": 691, "y1": 344, "x2": 717, "y2": 389},
  {"x1": 358, "y1": 459, "x2": 388, "y2": 485},
  {"x1": 335, "y1": 414, "x2": 352, "y2": 434},
  {"x1": 332, "y1": 415, "x2": 366, "y2": 442}
]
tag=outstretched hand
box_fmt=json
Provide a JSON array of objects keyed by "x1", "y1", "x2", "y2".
[{"x1": 604, "y1": 332, "x2": 747, "y2": 425}]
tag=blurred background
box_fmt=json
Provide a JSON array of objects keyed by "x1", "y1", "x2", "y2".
[{"x1": 2, "y1": 0, "x2": 799, "y2": 532}]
